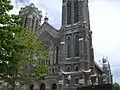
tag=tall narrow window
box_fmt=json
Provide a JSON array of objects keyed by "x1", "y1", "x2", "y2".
[
  {"x1": 76, "y1": 77, "x2": 79, "y2": 84},
  {"x1": 32, "y1": 16, "x2": 34, "y2": 29},
  {"x1": 54, "y1": 48, "x2": 56, "y2": 64},
  {"x1": 84, "y1": 39, "x2": 88, "y2": 60},
  {"x1": 55, "y1": 68, "x2": 57, "y2": 73},
  {"x1": 52, "y1": 68, "x2": 54, "y2": 74},
  {"x1": 20, "y1": 16, "x2": 24, "y2": 26},
  {"x1": 79, "y1": 37, "x2": 83, "y2": 59},
  {"x1": 66, "y1": 79, "x2": 69, "y2": 84},
  {"x1": 66, "y1": 66, "x2": 70, "y2": 72},
  {"x1": 74, "y1": 0, "x2": 79, "y2": 23},
  {"x1": 56, "y1": 46, "x2": 59, "y2": 64},
  {"x1": 79, "y1": 1, "x2": 84, "y2": 20},
  {"x1": 75, "y1": 34, "x2": 79, "y2": 57},
  {"x1": 45, "y1": 60, "x2": 47, "y2": 65},
  {"x1": 35, "y1": 20, "x2": 38, "y2": 31},
  {"x1": 75, "y1": 65, "x2": 79, "y2": 71},
  {"x1": 67, "y1": 36, "x2": 71, "y2": 58},
  {"x1": 24, "y1": 15, "x2": 28, "y2": 27},
  {"x1": 48, "y1": 59, "x2": 50, "y2": 65},
  {"x1": 67, "y1": 1, "x2": 71, "y2": 24}
]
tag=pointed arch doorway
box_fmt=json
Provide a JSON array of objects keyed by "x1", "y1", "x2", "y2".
[
  {"x1": 40, "y1": 83, "x2": 45, "y2": 90},
  {"x1": 52, "y1": 84, "x2": 57, "y2": 90}
]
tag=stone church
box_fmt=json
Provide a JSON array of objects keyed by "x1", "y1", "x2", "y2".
[{"x1": 19, "y1": 0, "x2": 113, "y2": 90}]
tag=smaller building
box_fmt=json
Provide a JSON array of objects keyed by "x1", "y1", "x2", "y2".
[{"x1": 93, "y1": 57, "x2": 113, "y2": 85}]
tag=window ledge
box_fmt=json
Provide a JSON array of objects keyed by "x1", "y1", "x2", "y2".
[
  {"x1": 74, "y1": 57, "x2": 80, "y2": 59},
  {"x1": 66, "y1": 58, "x2": 71, "y2": 60}
]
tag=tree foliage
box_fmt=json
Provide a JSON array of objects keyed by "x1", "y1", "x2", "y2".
[
  {"x1": 114, "y1": 83, "x2": 120, "y2": 90},
  {"x1": 0, "y1": 0, "x2": 51, "y2": 87}
]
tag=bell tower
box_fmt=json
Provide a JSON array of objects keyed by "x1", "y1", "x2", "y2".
[
  {"x1": 62, "y1": 0, "x2": 90, "y2": 30},
  {"x1": 19, "y1": 3, "x2": 42, "y2": 36},
  {"x1": 60, "y1": 0, "x2": 95, "y2": 87}
]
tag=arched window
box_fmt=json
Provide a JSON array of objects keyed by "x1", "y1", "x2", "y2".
[
  {"x1": 35, "y1": 20, "x2": 38, "y2": 31},
  {"x1": 56, "y1": 46, "x2": 59, "y2": 64},
  {"x1": 40, "y1": 83, "x2": 45, "y2": 90},
  {"x1": 52, "y1": 84, "x2": 57, "y2": 90},
  {"x1": 54, "y1": 46, "x2": 59, "y2": 64},
  {"x1": 75, "y1": 34, "x2": 79, "y2": 57},
  {"x1": 67, "y1": 36, "x2": 71, "y2": 58},
  {"x1": 32, "y1": 16, "x2": 34, "y2": 29},
  {"x1": 66, "y1": 66, "x2": 70, "y2": 72},
  {"x1": 24, "y1": 15, "x2": 28, "y2": 27},
  {"x1": 75, "y1": 65, "x2": 79, "y2": 71},
  {"x1": 55, "y1": 68, "x2": 57, "y2": 73},
  {"x1": 52, "y1": 68, "x2": 54, "y2": 74}
]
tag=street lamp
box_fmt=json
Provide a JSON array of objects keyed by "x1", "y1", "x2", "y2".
[{"x1": 68, "y1": 75, "x2": 71, "y2": 90}]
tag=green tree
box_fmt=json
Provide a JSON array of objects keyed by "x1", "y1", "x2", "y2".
[
  {"x1": 0, "y1": 0, "x2": 51, "y2": 90},
  {"x1": 113, "y1": 82, "x2": 120, "y2": 90}
]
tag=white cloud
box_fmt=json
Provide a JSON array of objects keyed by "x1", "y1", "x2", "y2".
[
  {"x1": 89, "y1": 0, "x2": 120, "y2": 83},
  {"x1": 89, "y1": 1, "x2": 120, "y2": 62}
]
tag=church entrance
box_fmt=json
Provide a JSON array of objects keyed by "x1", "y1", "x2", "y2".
[
  {"x1": 29, "y1": 84, "x2": 34, "y2": 90},
  {"x1": 52, "y1": 84, "x2": 57, "y2": 90},
  {"x1": 40, "y1": 83, "x2": 45, "y2": 90}
]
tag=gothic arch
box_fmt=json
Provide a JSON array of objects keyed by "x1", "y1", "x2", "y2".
[
  {"x1": 40, "y1": 83, "x2": 45, "y2": 90},
  {"x1": 75, "y1": 65, "x2": 79, "y2": 71},
  {"x1": 66, "y1": 35, "x2": 71, "y2": 58},
  {"x1": 74, "y1": 34, "x2": 79, "y2": 57},
  {"x1": 66, "y1": 65, "x2": 70, "y2": 72},
  {"x1": 52, "y1": 83, "x2": 57, "y2": 90}
]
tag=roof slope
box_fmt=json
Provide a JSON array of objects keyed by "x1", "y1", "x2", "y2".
[{"x1": 40, "y1": 22, "x2": 60, "y2": 38}]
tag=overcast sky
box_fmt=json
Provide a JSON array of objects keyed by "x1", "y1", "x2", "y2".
[{"x1": 10, "y1": 0, "x2": 120, "y2": 83}]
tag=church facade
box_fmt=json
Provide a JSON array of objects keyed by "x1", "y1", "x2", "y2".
[{"x1": 19, "y1": 0, "x2": 113, "y2": 90}]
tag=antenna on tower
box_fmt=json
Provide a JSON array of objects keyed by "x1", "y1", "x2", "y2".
[{"x1": 44, "y1": 12, "x2": 49, "y2": 23}]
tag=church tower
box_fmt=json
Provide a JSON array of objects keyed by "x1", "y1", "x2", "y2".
[
  {"x1": 19, "y1": 3, "x2": 42, "y2": 39},
  {"x1": 62, "y1": 0, "x2": 90, "y2": 29},
  {"x1": 59, "y1": 0, "x2": 95, "y2": 87}
]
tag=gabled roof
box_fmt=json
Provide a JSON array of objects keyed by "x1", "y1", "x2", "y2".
[
  {"x1": 40, "y1": 22, "x2": 60, "y2": 38},
  {"x1": 94, "y1": 61, "x2": 103, "y2": 72}
]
